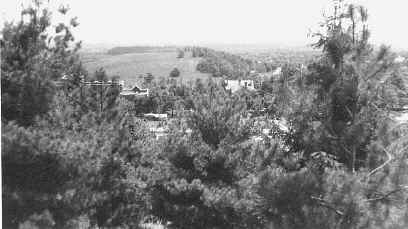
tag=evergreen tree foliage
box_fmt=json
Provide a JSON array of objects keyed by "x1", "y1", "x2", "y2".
[
  {"x1": 169, "y1": 67, "x2": 180, "y2": 78},
  {"x1": 2, "y1": 1, "x2": 407, "y2": 228},
  {"x1": 1, "y1": 1, "x2": 83, "y2": 126}
]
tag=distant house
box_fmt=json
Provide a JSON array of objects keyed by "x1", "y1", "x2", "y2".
[
  {"x1": 145, "y1": 118, "x2": 168, "y2": 139},
  {"x1": 272, "y1": 67, "x2": 282, "y2": 76},
  {"x1": 250, "y1": 118, "x2": 290, "y2": 142},
  {"x1": 119, "y1": 81, "x2": 149, "y2": 97},
  {"x1": 395, "y1": 55, "x2": 406, "y2": 63},
  {"x1": 149, "y1": 126, "x2": 168, "y2": 139},
  {"x1": 224, "y1": 79, "x2": 256, "y2": 93},
  {"x1": 144, "y1": 113, "x2": 168, "y2": 121}
]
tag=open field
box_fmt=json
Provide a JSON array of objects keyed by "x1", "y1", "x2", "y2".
[{"x1": 81, "y1": 51, "x2": 211, "y2": 85}]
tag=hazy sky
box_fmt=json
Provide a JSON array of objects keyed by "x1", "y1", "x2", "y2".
[{"x1": 1, "y1": 0, "x2": 408, "y2": 49}]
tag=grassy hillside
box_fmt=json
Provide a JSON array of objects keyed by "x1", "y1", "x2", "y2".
[{"x1": 81, "y1": 51, "x2": 211, "y2": 85}]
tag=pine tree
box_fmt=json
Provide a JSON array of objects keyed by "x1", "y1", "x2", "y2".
[
  {"x1": 1, "y1": 1, "x2": 83, "y2": 126},
  {"x1": 170, "y1": 67, "x2": 181, "y2": 77}
]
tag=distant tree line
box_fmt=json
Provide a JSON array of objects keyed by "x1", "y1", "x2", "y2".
[
  {"x1": 190, "y1": 46, "x2": 300, "y2": 79},
  {"x1": 188, "y1": 47, "x2": 253, "y2": 78}
]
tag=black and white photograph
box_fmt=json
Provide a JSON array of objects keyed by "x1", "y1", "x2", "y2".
[{"x1": 1, "y1": 0, "x2": 408, "y2": 228}]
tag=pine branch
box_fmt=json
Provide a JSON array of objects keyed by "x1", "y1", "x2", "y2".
[
  {"x1": 365, "y1": 186, "x2": 408, "y2": 202},
  {"x1": 366, "y1": 147, "x2": 393, "y2": 178},
  {"x1": 311, "y1": 196, "x2": 344, "y2": 216}
]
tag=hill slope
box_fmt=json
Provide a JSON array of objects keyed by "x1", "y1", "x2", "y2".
[{"x1": 81, "y1": 51, "x2": 211, "y2": 85}]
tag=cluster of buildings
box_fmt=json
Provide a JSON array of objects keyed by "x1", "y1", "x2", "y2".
[
  {"x1": 224, "y1": 79, "x2": 256, "y2": 93},
  {"x1": 118, "y1": 80, "x2": 149, "y2": 97},
  {"x1": 223, "y1": 66, "x2": 282, "y2": 93},
  {"x1": 56, "y1": 65, "x2": 286, "y2": 139},
  {"x1": 56, "y1": 76, "x2": 150, "y2": 97}
]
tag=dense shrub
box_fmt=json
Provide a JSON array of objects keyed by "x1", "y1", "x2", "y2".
[
  {"x1": 195, "y1": 48, "x2": 251, "y2": 78},
  {"x1": 2, "y1": 1, "x2": 408, "y2": 229},
  {"x1": 1, "y1": 2, "x2": 83, "y2": 126},
  {"x1": 169, "y1": 68, "x2": 181, "y2": 78}
]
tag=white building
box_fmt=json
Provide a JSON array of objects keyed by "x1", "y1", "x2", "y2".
[
  {"x1": 395, "y1": 55, "x2": 406, "y2": 63},
  {"x1": 272, "y1": 67, "x2": 282, "y2": 76},
  {"x1": 144, "y1": 113, "x2": 168, "y2": 120},
  {"x1": 224, "y1": 79, "x2": 256, "y2": 93},
  {"x1": 119, "y1": 82, "x2": 149, "y2": 97}
]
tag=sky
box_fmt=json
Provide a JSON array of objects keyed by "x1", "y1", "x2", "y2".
[{"x1": 1, "y1": 0, "x2": 408, "y2": 50}]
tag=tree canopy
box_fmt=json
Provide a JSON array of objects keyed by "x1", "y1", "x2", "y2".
[{"x1": 1, "y1": 1, "x2": 407, "y2": 229}]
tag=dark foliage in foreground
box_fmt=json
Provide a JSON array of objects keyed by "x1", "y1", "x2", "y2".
[{"x1": 1, "y1": 0, "x2": 408, "y2": 229}]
